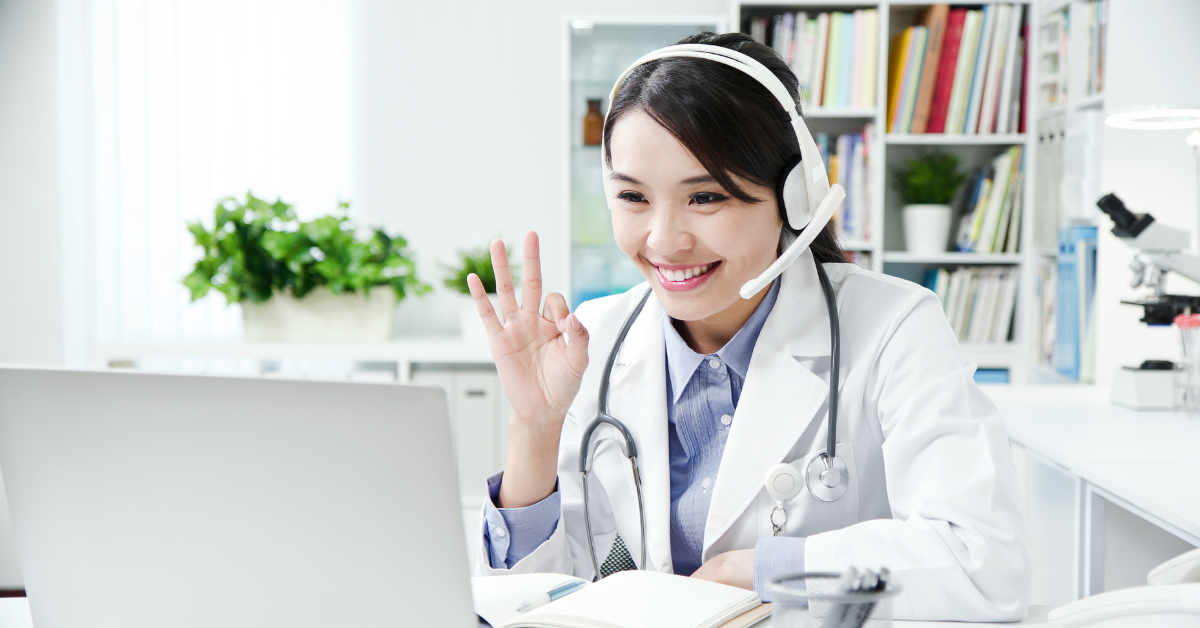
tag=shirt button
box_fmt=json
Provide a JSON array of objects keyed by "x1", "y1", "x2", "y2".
[
  {"x1": 494, "y1": 526, "x2": 506, "y2": 538},
  {"x1": 708, "y1": 357, "x2": 721, "y2": 370},
  {"x1": 701, "y1": 477, "x2": 712, "y2": 489},
  {"x1": 721, "y1": 414, "x2": 732, "y2": 426}
]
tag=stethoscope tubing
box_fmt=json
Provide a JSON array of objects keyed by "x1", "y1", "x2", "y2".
[{"x1": 579, "y1": 257, "x2": 841, "y2": 577}]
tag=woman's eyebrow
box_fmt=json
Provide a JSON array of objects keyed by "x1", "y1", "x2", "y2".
[
  {"x1": 680, "y1": 174, "x2": 716, "y2": 185},
  {"x1": 609, "y1": 172, "x2": 642, "y2": 184}
]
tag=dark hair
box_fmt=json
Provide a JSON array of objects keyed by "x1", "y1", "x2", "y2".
[{"x1": 602, "y1": 31, "x2": 844, "y2": 265}]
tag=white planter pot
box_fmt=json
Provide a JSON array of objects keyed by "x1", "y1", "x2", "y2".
[
  {"x1": 902, "y1": 204, "x2": 953, "y2": 255},
  {"x1": 241, "y1": 287, "x2": 395, "y2": 343},
  {"x1": 460, "y1": 293, "x2": 502, "y2": 343}
]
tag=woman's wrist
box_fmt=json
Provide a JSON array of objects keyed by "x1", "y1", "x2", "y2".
[{"x1": 498, "y1": 417, "x2": 564, "y2": 508}]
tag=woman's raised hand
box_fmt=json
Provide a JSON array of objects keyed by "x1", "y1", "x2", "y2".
[{"x1": 468, "y1": 231, "x2": 589, "y2": 507}]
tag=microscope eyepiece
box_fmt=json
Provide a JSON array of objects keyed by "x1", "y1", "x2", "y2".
[{"x1": 1097, "y1": 192, "x2": 1154, "y2": 238}]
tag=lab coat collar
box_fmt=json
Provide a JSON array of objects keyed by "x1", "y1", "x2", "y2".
[{"x1": 700, "y1": 254, "x2": 836, "y2": 557}]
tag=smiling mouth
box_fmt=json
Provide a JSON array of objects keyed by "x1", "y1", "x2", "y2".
[{"x1": 653, "y1": 261, "x2": 720, "y2": 283}]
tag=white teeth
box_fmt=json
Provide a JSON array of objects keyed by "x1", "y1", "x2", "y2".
[{"x1": 659, "y1": 264, "x2": 714, "y2": 282}]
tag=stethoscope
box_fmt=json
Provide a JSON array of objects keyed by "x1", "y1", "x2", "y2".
[
  {"x1": 579, "y1": 42, "x2": 849, "y2": 576},
  {"x1": 579, "y1": 254, "x2": 844, "y2": 576}
]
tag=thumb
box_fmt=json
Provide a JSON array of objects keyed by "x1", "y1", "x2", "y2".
[{"x1": 562, "y1": 313, "x2": 590, "y2": 373}]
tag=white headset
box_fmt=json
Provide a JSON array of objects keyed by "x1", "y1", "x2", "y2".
[{"x1": 601, "y1": 43, "x2": 847, "y2": 299}]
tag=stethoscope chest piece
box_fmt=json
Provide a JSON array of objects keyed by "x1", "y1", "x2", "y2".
[{"x1": 805, "y1": 452, "x2": 849, "y2": 503}]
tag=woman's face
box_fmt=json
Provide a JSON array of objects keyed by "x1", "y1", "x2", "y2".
[{"x1": 606, "y1": 110, "x2": 783, "y2": 322}]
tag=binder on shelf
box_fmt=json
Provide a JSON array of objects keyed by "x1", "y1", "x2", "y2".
[{"x1": 1054, "y1": 226, "x2": 1097, "y2": 381}]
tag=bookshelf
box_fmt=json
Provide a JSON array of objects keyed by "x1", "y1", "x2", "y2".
[{"x1": 734, "y1": 1, "x2": 1041, "y2": 379}]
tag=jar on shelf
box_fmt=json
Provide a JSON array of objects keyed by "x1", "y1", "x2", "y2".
[{"x1": 583, "y1": 99, "x2": 603, "y2": 146}]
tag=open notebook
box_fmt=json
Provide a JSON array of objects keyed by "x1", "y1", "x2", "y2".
[{"x1": 471, "y1": 570, "x2": 764, "y2": 628}]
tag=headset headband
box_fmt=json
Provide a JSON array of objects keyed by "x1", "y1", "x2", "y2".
[{"x1": 601, "y1": 43, "x2": 845, "y2": 299}]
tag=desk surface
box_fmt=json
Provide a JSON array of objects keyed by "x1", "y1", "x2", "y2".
[
  {"x1": 984, "y1": 385, "x2": 1200, "y2": 542},
  {"x1": 0, "y1": 599, "x2": 1054, "y2": 627}
]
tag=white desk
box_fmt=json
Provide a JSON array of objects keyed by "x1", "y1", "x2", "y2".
[
  {"x1": 984, "y1": 385, "x2": 1200, "y2": 600},
  {"x1": 0, "y1": 599, "x2": 1054, "y2": 627}
]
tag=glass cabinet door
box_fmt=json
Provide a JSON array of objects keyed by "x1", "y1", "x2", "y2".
[{"x1": 567, "y1": 21, "x2": 720, "y2": 307}]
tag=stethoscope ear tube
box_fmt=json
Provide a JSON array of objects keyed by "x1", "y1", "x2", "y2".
[{"x1": 580, "y1": 287, "x2": 653, "y2": 578}]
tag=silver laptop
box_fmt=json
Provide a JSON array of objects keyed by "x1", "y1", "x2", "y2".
[{"x1": 0, "y1": 367, "x2": 477, "y2": 628}]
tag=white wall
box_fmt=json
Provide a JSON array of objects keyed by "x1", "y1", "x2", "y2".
[
  {"x1": 1094, "y1": 0, "x2": 1200, "y2": 386},
  {"x1": 0, "y1": 0, "x2": 65, "y2": 367},
  {"x1": 348, "y1": 0, "x2": 725, "y2": 335}
]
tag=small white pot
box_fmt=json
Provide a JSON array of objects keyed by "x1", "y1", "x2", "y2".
[
  {"x1": 902, "y1": 204, "x2": 953, "y2": 255},
  {"x1": 460, "y1": 293, "x2": 502, "y2": 343},
  {"x1": 241, "y1": 287, "x2": 395, "y2": 343}
]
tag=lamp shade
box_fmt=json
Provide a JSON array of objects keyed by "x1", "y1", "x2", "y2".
[{"x1": 1106, "y1": 105, "x2": 1200, "y2": 131}]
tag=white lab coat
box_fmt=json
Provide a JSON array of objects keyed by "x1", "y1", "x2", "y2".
[{"x1": 477, "y1": 250, "x2": 1031, "y2": 622}]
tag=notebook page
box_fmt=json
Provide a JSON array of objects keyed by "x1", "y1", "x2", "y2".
[
  {"x1": 511, "y1": 571, "x2": 759, "y2": 628},
  {"x1": 472, "y1": 573, "x2": 587, "y2": 628}
]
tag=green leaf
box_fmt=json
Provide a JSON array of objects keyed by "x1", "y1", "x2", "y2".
[
  {"x1": 180, "y1": 192, "x2": 431, "y2": 304},
  {"x1": 889, "y1": 150, "x2": 967, "y2": 205}
]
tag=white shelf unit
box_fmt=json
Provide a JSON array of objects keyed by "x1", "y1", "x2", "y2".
[{"x1": 733, "y1": 1, "x2": 1041, "y2": 379}]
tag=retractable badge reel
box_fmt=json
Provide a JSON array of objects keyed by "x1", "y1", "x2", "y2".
[{"x1": 763, "y1": 463, "x2": 803, "y2": 535}]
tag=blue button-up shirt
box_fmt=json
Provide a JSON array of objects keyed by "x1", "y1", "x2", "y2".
[{"x1": 482, "y1": 279, "x2": 803, "y2": 601}]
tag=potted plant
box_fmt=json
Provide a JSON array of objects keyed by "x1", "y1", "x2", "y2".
[
  {"x1": 890, "y1": 150, "x2": 967, "y2": 255},
  {"x1": 183, "y1": 192, "x2": 430, "y2": 342},
  {"x1": 442, "y1": 244, "x2": 514, "y2": 342}
]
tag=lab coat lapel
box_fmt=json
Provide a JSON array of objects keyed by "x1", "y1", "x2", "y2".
[
  {"x1": 605, "y1": 295, "x2": 674, "y2": 573},
  {"x1": 702, "y1": 253, "x2": 833, "y2": 556}
]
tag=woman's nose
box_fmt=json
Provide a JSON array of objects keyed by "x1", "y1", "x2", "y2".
[{"x1": 646, "y1": 208, "x2": 692, "y2": 256}]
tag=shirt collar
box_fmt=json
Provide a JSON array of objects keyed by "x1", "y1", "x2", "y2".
[{"x1": 663, "y1": 277, "x2": 781, "y2": 403}]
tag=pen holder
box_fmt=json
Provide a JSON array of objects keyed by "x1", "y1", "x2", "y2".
[{"x1": 766, "y1": 572, "x2": 900, "y2": 628}]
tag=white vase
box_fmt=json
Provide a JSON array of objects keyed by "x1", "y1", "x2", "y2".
[
  {"x1": 902, "y1": 204, "x2": 953, "y2": 255},
  {"x1": 460, "y1": 293, "x2": 502, "y2": 343},
  {"x1": 241, "y1": 287, "x2": 395, "y2": 343}
]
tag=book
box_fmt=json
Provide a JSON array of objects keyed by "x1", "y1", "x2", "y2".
[
  {"x1": 995, "y1": 5, "x2": 1024, "y2": 133},
  {"x1": 886, "y1": 28, "x2": 912, "y2": 131},
  {"x1": 777, "y1": 13, "x2": 795, "y2": 65},
  {"x1": 994, "y1": 268, "x2": 1019, "y2": 342},
  {"x1": 838, "y1": 11, "x2": 855, "y2": 108},
  {"x1": 849, "y1": 10, "x2": 864, "y2": 108},
  {"x1": 1018, "y1": 22, "x2": 1028, "y2": 133},
  {"x1": 945, "y1": 10, "x2": 982, "y2": 134},
  {"x1": 823, "y1": 12, "x2": 843, "y2": 108},
  {"x1": 471, "y1": 571, "x2": 763, "y2": 628},
  {"x1": 902, "y1": 27, "x2": 926, "y2": 135},
  {"x1": 793, "y1": 15, "x2": 815, "y2": 103},
  {"x1": 926, "y1": 8, "x2": 966, "y2": 133},
  {"x1": 976, "y1": 4, "x2": 1011, "y2": 134},
  {"x1": 910, "y1": 4, "x2": 950, "y2": 134},
  {"x1": 964, "y1": 4, "x2": 997, "y2": 135},
  {"x1": 811, "y1": 13, "x2": 830, "y2": 107},
  {"x1": 975, "y1": 147, "x2": 1015, "y2": 253},
  {"x1": 859, "y1": 10, "x2": 879, "y2": 108},
  {"x1": 1004, "y1": 173, "x2": 1024, "y2": 253}
]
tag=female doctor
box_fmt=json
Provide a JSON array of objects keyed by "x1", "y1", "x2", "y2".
[{"x1": 466, "y1": 32, "x2": 1030, "y2": 621}]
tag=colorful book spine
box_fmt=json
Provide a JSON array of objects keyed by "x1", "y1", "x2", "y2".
[
  {"x1": 927, "y1": 9, "x2": 967, "y2": 133},
  {"x1": 823, "y1": 12, "x2": 843, "y2": 108},
  {"x1": 910, "y1": 4, "x2": 950, "y2": 134},
  {"x1": 811, "y1": 13, "x2": 830, "y2": 108},
  {"x1": 897, "y1": 26, "x2": 928, "y2": 134},
  {"x1": 945, "y1": 10, "x2": 981, "y2": 135},
  {"x1": 886, "y1": 28, "x2": 912, "y2": 131},
  {"x1": 838, "y1": 12, "x2": 855, "y2": 108},
  {"x1": 964, "y1": 4, "x2": 996, "y2": 134}
]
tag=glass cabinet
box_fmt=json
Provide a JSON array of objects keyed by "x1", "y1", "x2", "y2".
[{"x1": 564, "y1": 18, "x2": 723, "y2": 306}]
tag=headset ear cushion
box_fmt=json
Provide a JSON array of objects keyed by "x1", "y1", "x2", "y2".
[{"x1": 775, "y1": 155, "x2": 812, "y2": 230}]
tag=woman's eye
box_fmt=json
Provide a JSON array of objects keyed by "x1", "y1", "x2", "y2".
[
  {"x1": 690, "y1": 192, "x2": 727, "y2": 205},
  {"x1": 617, "y1": 191, "x2": 646, "y2": 203}
]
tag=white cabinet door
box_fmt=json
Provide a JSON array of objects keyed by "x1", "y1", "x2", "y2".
[{"x1": 409, "y1": 368, "x2": 506, "y2": 508}]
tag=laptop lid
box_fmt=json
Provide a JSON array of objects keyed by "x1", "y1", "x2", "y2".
[{"x1": 0, "y1": 367, "x2": 476, "y2": 628}]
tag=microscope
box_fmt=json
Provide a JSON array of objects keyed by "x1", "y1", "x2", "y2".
[{"x1": 1096, "y1": 193, "x2": 1200, "y2": 409}]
